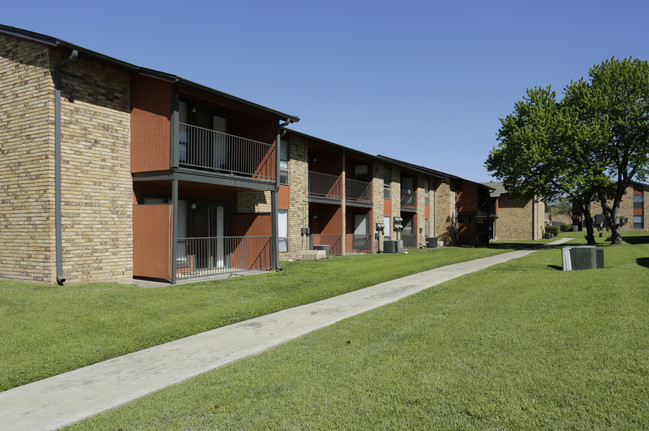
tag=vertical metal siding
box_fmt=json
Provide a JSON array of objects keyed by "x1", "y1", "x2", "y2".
[
  {"x1": 133, "y1": 204, "x2": 172, "y2": 280},
  {"x1": 131, "y1": 75, "x2": 172, "y2": 172}
]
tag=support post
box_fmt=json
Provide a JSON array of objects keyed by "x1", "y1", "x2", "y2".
[{"x1": 171, "y1": 178, "x2": 178, "y2": 284}]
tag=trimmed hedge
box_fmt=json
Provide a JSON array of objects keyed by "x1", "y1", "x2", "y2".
[{"x1": 545, "y1": 226, "x2": 559, "y2": 235}]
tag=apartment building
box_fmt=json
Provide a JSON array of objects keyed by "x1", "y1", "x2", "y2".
[
  {"x1": 0, "y1": 25, "x2": 297, "y2": 284},
  {"x1": 1, "y1": 25, "x2": 495, "y2": 285},
  {"x1": 482, "y1": 182, "x2": 545, "y2": 240},
  {"x1": 572, "y1": 182, "x2": 649, "y2": 231}
]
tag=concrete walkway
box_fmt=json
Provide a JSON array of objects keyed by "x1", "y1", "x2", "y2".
[{"x1": 0, "y1": 239, "x2": 571, "y2": 431}]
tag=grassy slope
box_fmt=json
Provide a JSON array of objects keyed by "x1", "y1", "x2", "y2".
[
  {"x1": 0, "y1": 246, "x2": 513, "y2": 392},
  {"x1": 68, "y1": 232, "x2": 649, "y2": 430}
]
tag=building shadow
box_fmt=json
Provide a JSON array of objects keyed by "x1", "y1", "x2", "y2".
[
  {"x1": 624, "y1": 235, "x2": 649, "y2": 245},
  {"x1": 637, "y1": 257, "x2": 649, "y2": 269},
  {"x1": 547, "y1": 265, "x2": 563, "y2": 271}
]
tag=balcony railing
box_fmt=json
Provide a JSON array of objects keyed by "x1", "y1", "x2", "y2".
[
  {"x1": 179, "y1": 123, "x2": 275, "y2": 181},
  {"x1": 309, "y1": 171, "x2": 342, "y2": 200},
  {"x1": 346, "y1": 178, "x2": 372, "y2": 202},
  {"x1": 402, "y1": 233, "x2": 417, "y2": 248},
  {"x1": 176, "y1": 235, "x2": 272, "y2": 280},
  {"x1": 346, "y1": 233, "x2": 372, "y2": 252},
  {"x1": 312, "y1": 234, "x2": 342, "y2": 256},
  {"x1": 401, "y1": 191, "x2": 416, "y2": 208}
]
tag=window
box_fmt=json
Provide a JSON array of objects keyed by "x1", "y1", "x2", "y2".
[
  {"x1": 279, "y1": 139, "x2": 289, "y2": 185},
  {"x1": 383, "y1": 216, "x2": 391, "y2": 240},
  {"x1": 634, "y1": 215, "x2": 644, "y2": 229},
  {"x1": 383, "y1": 166, "x2": 391, "y2": 199},
  {"x1": 634, "y1": 193, "x2": 644, "y2": 209},
  {"x1": 279, "y1": 209, "x2": 288, "y2": 252}
]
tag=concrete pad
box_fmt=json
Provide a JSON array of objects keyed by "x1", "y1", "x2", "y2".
[{"x1": 0, "y1": 238, "x2": 572, "y2": 431}]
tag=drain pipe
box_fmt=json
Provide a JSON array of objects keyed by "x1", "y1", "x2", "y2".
[
  {"x1": 272, "y1": 119, "x2": 298, "y2": 271},
  {"x1": 54, "y1": 49, "x2": 78, "y2": 285}
]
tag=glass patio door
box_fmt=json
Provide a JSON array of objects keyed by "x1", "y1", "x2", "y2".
[{"x1": 192, "y1": 203, "x2": 225, "y2": 269}]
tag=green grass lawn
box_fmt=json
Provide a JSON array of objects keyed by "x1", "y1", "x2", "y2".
[
  {"x1": 0, "y1": 245, "x2": 517, "y2": 392},
  {"x1": 67, "y1": 232, "x2": 649, "y2": 430}
]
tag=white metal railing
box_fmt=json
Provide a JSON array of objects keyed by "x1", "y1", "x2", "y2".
[{"x1": 176, "y1": 235, "x2": 272, "y2": 279}]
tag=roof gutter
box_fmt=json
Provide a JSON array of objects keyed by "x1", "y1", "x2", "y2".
[{"x1": 54, "y1": 49, "x2": 78, "y2": 285}]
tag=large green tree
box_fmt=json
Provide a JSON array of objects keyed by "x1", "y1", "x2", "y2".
[{"x1": 486, "y1": 57, "x2": 649, "y2": 244}]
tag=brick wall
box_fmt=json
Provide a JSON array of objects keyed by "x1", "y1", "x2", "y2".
[
  {"x1": 237, "y1": 190, "x2": 271, "y2": 213},
  {"x1": 434, "y1": 179, "x2": 456, "y2": 245},
  {"x1": 55, "y1": 51, "x2": 133, "y2": 283},
  {"x1": 416, "y1": 174, "x2": 426, "y2": 247},
  {"x1": 283, "y1": 135, "x2": 309, "y2": 260},
  {"x1": 495, "y1": 194, "x2": 545, "y2": 240},
  {"x1": 372, "y1": 162, "x2": 385, "y2": 245},
  {"x1": 0, "y1": 35, "x2": 56, "y2": 282}
]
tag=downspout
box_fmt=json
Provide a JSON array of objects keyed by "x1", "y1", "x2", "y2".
[
  {"x1": 54, "y1": 49, "x2": 78, "y2": 285},
  {"x1": 272, "y1": 118, "x2": 296, "y2": 271}
]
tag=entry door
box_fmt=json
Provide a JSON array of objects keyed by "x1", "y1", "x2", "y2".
[{"x1": 192, "y1": 203, "x2": 225, "y2": 269}]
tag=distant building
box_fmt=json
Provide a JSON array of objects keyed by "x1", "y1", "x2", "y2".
[{"x1": 482, "y1": 182, "x2": 545, "y2": 240}]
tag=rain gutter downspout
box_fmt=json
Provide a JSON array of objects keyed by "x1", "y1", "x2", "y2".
[
  {"x1": 54, "y1": 49, "x2": 78, "y2": 285},
  {"x1": 272, "y1": 118, "x2": 296, "y2": 271}
]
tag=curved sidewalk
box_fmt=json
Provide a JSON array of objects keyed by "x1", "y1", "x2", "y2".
[{"x1": 0, "y1": 239, "x2": 571, "y2": 431}]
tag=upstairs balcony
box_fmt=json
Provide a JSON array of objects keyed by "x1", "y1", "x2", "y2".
[
  {"x1": 346, "y1": 178, "x2": 372, "y2": 203},
  {"x1": 401, "y1": 191, "x2": 416, "y2": 209},
  {"x1": 309, "y1": 171, "x2": 342, "y2": 201},
  {"x1": 179, "y1": 123, "x2": 276, "y2": 181}
]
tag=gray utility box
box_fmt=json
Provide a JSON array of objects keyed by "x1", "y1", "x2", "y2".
[
  {"x1": 562, "y1": 246, "x2": 604, "y2": 271},
  {"x1": 544, "y1": 232, "x2": 554, "y2": 239},
  {"x1": 425, "y1": 237, "x2": 438, "y2": 248},
  {"x1": 384, "y1": 240, "x2": 404, "y2": 253},
  {"x1": 313, "y1": 244, "x2": 330, "y2": 259}
]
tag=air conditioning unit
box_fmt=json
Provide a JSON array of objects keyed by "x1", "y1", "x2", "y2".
[
  {"x1": 383, "y1": 240, "x2": 403, "y2": 253},
  {"x1": 562, "y1": 246, "x2": 604, "y2": 271},
  {"x1": 313, "y1": 244, "x2": 330, "y2": 259},
  {"x1": 425, "y1": 237, "x2": 438, "y2": 248}
]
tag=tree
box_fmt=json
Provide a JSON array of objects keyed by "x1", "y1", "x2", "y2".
[
  {"x1": 486, "y1": 58, "x2": 649, "y2": 245},
  {"x1": 486, "y1": 86, "x2": 600, "y2": 245}
]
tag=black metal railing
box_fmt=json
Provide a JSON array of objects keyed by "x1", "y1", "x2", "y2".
[
  {"x1": 402, "y1": 233, "x2": 417, "y2": 248},
  {"x1": 176, "y1": 235, "x2": 272, "y2": 280},
  {"x1": 346, "y1": 178, "x2": 372, "y2": 202},
  {"x1": 346, "y1": 234, "x2": 372, "y2": 252},
  {"x1": 309, "y1": 171, "x2": 342, "y2": 199},
  {"x1": 401, "y1": 191, "x2": 416, "y2": 208},
  {"x1": 179, "y1": 123, "x2": 275, "y2": 181}
]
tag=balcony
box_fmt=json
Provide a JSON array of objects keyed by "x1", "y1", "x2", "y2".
[
  {"x1": 401, "y1": 233, "x2": 417, "y2": 248},
  {"x1": 346, "y1": 178, "x2": 372, "y2": 203},
  {"x1": 401, "y1": 191, "x2": 416, "y2": 208},
  {"x1": 309, "y1": 171, "x2": 342, "y2": 200},
  {"x1": 176, "y1": 235, "x2": 272, "y2": 280},
  {"x1": 179, "y1": 123, "x2": 275, "y2": 181}
]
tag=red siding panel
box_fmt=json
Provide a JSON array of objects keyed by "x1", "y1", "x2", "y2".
[
  {"x1": 133, "y1": 204, "x2": 172, "y2": 280},
  {"x1": 131, "y1": 75, "x2": 172, "y2": 172}
]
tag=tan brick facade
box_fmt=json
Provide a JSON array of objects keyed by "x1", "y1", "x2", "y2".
[
  {"x1": 586, "y1": 186, "x2": 646, "y2": 230},
  {"x1": 56, "y1": 52, "x2": 133, "y2": 283},
  {"x1": 434, "y1": 179, "x2": 456, "y2": 245},
  {"x1": 284, "y1": 136, "x2": 309, "y2": 260},
  {"x1": 416, "y1": 174, "x2": 426, "y2": 248},
  {"x1": 495, "y1": 194, "x2": 545, "y2": 240},
  {"x1": 0, "y1": 35, "x2": 56, "y2": 282},
  {"x1": 372, "y1": 162, "x2": 385, "y2": 243},
  {"x1": 237, "y1": 191, "x2": 271, "y2": 213}
]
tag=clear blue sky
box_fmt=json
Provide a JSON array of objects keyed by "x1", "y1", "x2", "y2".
[{"x1": 5, "y1": 0, "x2": 649, "y2": 182}]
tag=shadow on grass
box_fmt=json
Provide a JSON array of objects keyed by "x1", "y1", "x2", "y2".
[
  {"x1": 637, "y1": 257, "x2": 649, "y2": 269},
  {"x1": 486, "y1": 242, "x2": 543, "y2": 251},
  {"x1": 624, "y1": 235, "x2": 649, "y2": 245},
  {"x1": 547, "y1": 265, "x2": 563, "y2": 271}
]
